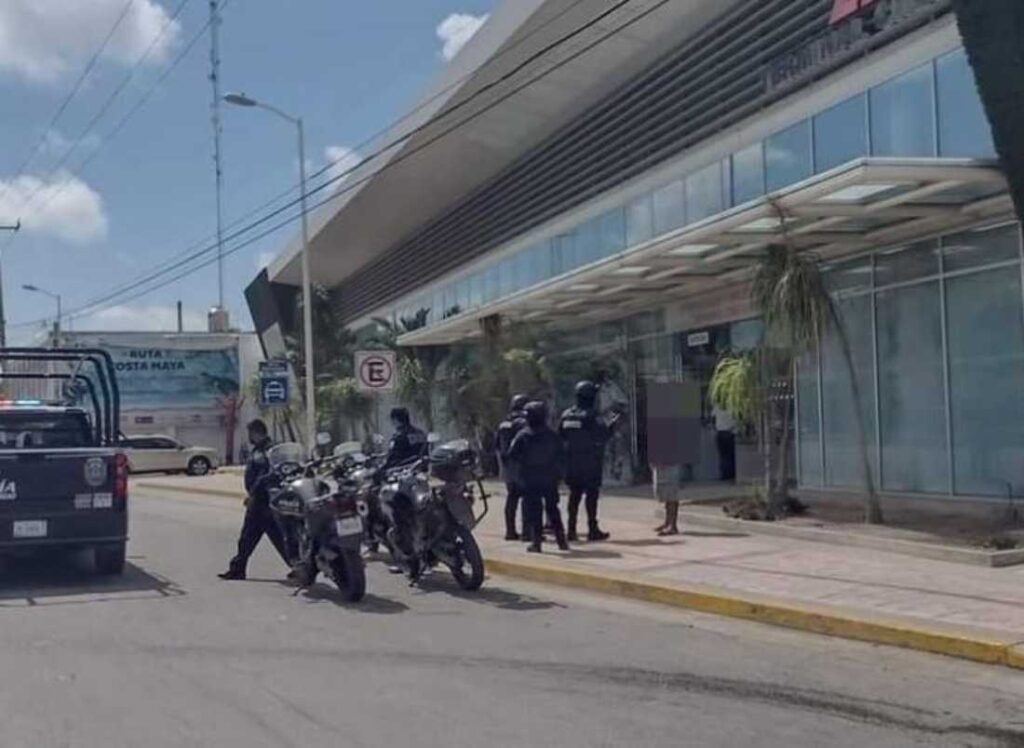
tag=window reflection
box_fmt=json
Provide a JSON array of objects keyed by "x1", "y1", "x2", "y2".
[
  {"x1": 731, "y1": 142, "x2": 764, "y2": 205},
  {"x1": 936, "y1": 49, "x2": 996, "y2": 159},
  {"x1": 766, "y1": 120, "x2": 812, "y2": 191},
  {"x1": 870, "y1": 63, "x2": 935, "y2": 157},
  {"x1": 814, "y1": 94, "x2": 867, "y2": 172}
]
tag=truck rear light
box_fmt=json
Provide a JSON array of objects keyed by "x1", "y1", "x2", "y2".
[{"x1": 114, "y1": 453, "x2": 128, "y2": 504}]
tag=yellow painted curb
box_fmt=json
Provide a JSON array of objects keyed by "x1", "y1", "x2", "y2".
[{"x1": 485, "y1": 556, "x2": 1024, "y2": 670}]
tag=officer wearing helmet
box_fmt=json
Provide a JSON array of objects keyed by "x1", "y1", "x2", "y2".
[
  {"x1": 559, "y1": 380, "x2": 620, "y2": 541},
  {"x1": 508, "y1": 401, "x2": 569, "y2": 553},
  {"x1": 384, "y1": 406, "x2": 427, "y2": 468},
  {"x1": 495, "y1": 394, "x2": 530, "y2": 540}
]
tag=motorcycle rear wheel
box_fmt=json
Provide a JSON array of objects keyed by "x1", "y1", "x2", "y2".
[
  {"x1": 330, "y1": 549, "x2": 367, "y2": 602},
  {"x1": 447, "y1": 525, "x2": 484, "y2": 591}
]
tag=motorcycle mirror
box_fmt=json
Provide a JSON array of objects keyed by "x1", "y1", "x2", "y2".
[
  {"x1": 371, "y1": 434, "x2": 386, "y2": 447},
  {"x1": 316, "y1": 432, "x2": 332, "y2": 447}
]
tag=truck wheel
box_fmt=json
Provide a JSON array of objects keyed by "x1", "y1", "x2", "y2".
[
  {"x1": 95, "y1": 544, "x2": 126, "y2": 575},
  {"x1": 187, "y1": 457, "x2": 211, "y2": 476}
]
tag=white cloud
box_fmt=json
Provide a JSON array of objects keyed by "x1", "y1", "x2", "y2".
[
  {"x1": 0, "y1": 170, "x2": 108, "y2": 244},
  {"x1": 0, "y1": 0, "x2": 181, "y2": 83},
  {"x1": 436, "y1": 13, "x2": 488, "y2": 62},
  {"x1": 323, "y1": 145, "x2": 361, "y2": 189},
  {"x1": 73, "y1": 304, "x2": 207, "y2": 332},
  {"x1": 256, "y1": 251, "x2": 275, "y2": 272}
]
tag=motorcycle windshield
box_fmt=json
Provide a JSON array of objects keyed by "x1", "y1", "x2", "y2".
[{"x1": 268, "y1": 442, "x2": 305, "y2": 468}]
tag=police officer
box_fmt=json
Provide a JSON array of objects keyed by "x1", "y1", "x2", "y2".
[
  {"x1": 508, "y1": 401, "x2": 569, "y2": 553},
  {"x1": 496, "y1": 394, "x2": 529, "y2": 540},
  {"x1": 384, "y1": 407, "x2": 428, "y2": 468},
  {"x1": 559, "y1": 380, "x2": 619, "y2": 542},
  {"x1": 219, "y1": 419, "x2": 291, "y2": 580}
]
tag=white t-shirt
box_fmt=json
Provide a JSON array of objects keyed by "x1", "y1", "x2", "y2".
[{"x1": 712, "y1": 406, "x2": 735, "y2": 433}]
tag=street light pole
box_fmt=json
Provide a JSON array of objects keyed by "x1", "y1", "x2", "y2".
[
  {"x1": 22, "y1": 284, "x2": 62, "y2": 343},
  {"x1": 0, "y1": 220, "x2": 21, "y2": 348},
  {"x1": 223, "y1": 93, "x2": 317, "y2": 450}
]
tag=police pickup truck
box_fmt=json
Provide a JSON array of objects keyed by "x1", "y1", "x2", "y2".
[{"x1": 0, "y1": 349, "x2": 127, "y2": 574}]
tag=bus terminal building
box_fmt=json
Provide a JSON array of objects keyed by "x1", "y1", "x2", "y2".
[{"x1": 248, "y1": 0, "x2": 1024, "y2": 504}]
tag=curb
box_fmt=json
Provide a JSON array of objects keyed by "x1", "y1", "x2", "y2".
[
  {"x1": 484, "y1": 555, "x2": 1024, "y2": 670},
  {"x1": 677, "y1": 510, "x2": 1024, "y2": 568},
  {"x1": 134, "y1": 482, "x2": 243, "y2": 500}
]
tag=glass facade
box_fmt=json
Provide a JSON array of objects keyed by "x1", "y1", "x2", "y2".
[
  {"x1": 380, "y1": 46, "x2": 997, "y2": 340},
  {"x1": 798, "y1": 224, "x2": 1024, "y2": 499}
]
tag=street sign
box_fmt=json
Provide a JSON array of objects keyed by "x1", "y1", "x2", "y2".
[
  {"x1": 259, "y1": 359, "x2": 291, "y2": 407},
  {"x1": 355, "y1": 351, "x2": 396, "y2": 393}
]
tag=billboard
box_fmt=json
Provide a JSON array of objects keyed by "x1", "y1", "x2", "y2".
[{"x1": 106, "y1": 345, "x2": 240, "y2": 410}]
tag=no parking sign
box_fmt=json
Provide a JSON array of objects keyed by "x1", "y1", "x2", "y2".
[{"x1": 355, "y1": 351, "x2": 396, "y2": 393}]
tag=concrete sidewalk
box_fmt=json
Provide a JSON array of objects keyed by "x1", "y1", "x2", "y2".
[{"x1": 134, "y1": 473, "x2": 1024, "y2": 669}]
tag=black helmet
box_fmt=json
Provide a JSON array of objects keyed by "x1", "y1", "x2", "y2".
[
  {"x1": 510, "y1": 394, "x2": 529, "y2": 412},
  {"x1": 524, "y1": 400, "x2": 548, "y2": 428},
  {"x1": 389, "y1": 407, "x2": 410, "y2": 426},
  {"x1": 575, "y1": 380, "x2": 598, "y2": 406}
]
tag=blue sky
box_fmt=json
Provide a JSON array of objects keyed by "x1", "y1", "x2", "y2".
[{"x1": 0, "y1": 0, "x2": 495, "y2": 342}]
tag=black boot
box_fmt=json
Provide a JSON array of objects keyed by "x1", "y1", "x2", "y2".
[
  {"x1": 567, "y1": 507, "x2": 579, "y2": 542},
  {"x1": 587, "y1": 524, "x2": 610, "y2": 542},
  {"x1": 553, "y1": 518, "x2": 570, "y2": 552}
]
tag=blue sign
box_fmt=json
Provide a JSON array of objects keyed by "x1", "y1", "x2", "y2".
[{"x1": 261, "y1": 377, "x2": 289, "y2": 407}]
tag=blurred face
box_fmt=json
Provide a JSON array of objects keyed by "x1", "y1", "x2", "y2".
[
  {"x1": 248, "y1": 428, "x2": 263, "y2": 445},
  {"x1": 390, "y1": 417, "x2": 401, "y2": 430}
]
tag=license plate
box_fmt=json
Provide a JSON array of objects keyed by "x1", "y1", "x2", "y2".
[
  {"x1": 93, "y1": 493, "x2": 113, "y2": 509},
  {"x1": 13, "y1": 520, "x2": 47, "y2": 539},
  {"x1": 335, "y1": 516, "x2": 362, "y2": 537}
]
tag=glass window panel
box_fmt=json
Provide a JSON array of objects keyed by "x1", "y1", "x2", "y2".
[
  {"x1": 626, "y1": 194, "x2": 654, "y2": 246},
  {"x1": 766, "y1": 120, "x2": 812, "y2": 191},
  {"x1": 877, "y1": 282, "x2": 948, "y2": 493},
  {"x1": 600, "y1": 208, "x2": 626, "y2": 257},
  {"x1": 552, "y1": 234, "x2": 573, "y2": 276},
  {"x1": 814, "y1": 94, "x2": 867, "y2": 172},
  {"x1": 483, "y1": 265, "x2": 499, "y2": 303},
  {"x1": 936, "y1": 48, "x2": 996, "y2": 159},
  {"x1": 942, "y1": 224, "x2": 1021, "y2": 273},
  {"x1": 498, "y1": 258, "x2": 514, "y2": 297},
  {"x1": 443, "y1": 285, "x2": 458, "y2": 318},
  {"x1": 528, "y1": 241, "x2": 550, "y2": 285},
  {"x1": 652, "y1": 180, "x2": 685, "y2": 235},
  {"x1": 822, "y1": 295, "x2": 877, "y2": 488},
  {"x1": 826, "y1": 256, "x2": 873, "y2": 295},
  {"x1": 469, "y1": 274, "x2": 483, "y2": 309},
  {"x1": 797, "y1": 349, "x2": 823, "y2": 487},
  {"x1": 576, "y1": 217, "x2": 602, "y2": 265},
  {"x1": 457, "y1": 278, "x2": 471, "y2": 313},
  {"x1": 720, "y1": 159, "x2": 732, "y2": 209},
  {"x1": 729, "y1": 318, "x2": 764, "y2": 352},
  {"x1": 870, "y1": 63, "x2": 936, "y2": 157},
  {"x1": 732, "y1": 142, "x2": 765, "y2": 205},
  {"x1": 874, "y1": 241, "x2": 940, "y2": 287},
  {"x1": 947, "y1": 267, "x2": 1024, "y2": 496},
  {"x1": 686, "y1": 162, "x2": 724, "y2": 223},
  {"x1": 431, "y1": 290, "x2": 444, "y2": 324},
  {"x1": 513, "y1": 250, "x2": 530, "y2": 291}
]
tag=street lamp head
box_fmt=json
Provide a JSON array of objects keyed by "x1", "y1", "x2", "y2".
[
  {"x1": 22, "y1": 284, "x2": 39, "y2": 292},
  {"x1": 223, "y1": 92, "x2": 258, "y2": 107}
]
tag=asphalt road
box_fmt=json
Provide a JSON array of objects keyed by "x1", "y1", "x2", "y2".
[{"x1": 0, "y1": 488, "x2": 1022, "y2": 748}]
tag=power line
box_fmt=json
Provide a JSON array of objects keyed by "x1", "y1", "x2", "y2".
[
  {"x1": 3, "y1": 0, "x2": 193, "y2": 234},
  {"x1": 42, "y1": 0, "x2": 593, "y2": 317},
  {"x1": 0, "y1": 0, "x2": 138, "y2": 201},
  {"x1": 16, "y1": 0, "x2": 667, "y2": 328}
]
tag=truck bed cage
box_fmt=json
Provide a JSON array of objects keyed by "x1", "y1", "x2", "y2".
[{"x1": 0, "y1": 348, "x2": 121, "y2": 447}]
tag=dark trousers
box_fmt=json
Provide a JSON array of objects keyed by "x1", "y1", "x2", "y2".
[
  {"x1": 504, "y1": 482, "x2": 523, "y2": 536},
  {"x1": 228, "y1": 500, "x2": 290, "y2": 573},
  {"x1": 522, "y1": 483, "x2": 565, "y2": 547},
  {"x1": 567, "y1": 482, "x2": 601, "y2": 533},
  {"x1": 716, "y1": 430, "x2": 736, "y2": 482}
]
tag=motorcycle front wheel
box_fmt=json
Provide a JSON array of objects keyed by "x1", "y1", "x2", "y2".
[
  {"x1": 330, "y1": 548, "x2": 367, "y2": 602},
  {"x1": 446, "y1": 525, "x2": 484, "y2": 591}
]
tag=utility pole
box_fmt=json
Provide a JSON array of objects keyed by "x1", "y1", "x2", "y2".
[
  {"x1": 0, "y1": 220, "x2": 22, "y2": 348},
  {"x1": 209, "y1": 0, "x2": 226, "y2": 313}
]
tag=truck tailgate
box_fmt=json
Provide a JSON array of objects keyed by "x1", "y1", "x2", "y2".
[{"x1": 0, "y1": 450, "x2": 127, "y2": 547}]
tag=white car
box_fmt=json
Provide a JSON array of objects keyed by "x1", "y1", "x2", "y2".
[{"x1": 122, "y1": 435, "x2": 220, "y2": 476}]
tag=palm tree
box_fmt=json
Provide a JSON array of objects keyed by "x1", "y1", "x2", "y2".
[
  {"x1": 370, "y1": 309, "x2": 449, "y2": 431},
  {"x1": 750, "y1": 203, "x2": 882, "y2": 524}
]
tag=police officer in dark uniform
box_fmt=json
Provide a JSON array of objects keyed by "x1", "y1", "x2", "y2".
[
  {"x1": 384, "y1": 407, "x2": 428, "y2": 468},
  {"x1": 219, "y1": 419, "x2": 291, "y2": 580},
  {"x1": 508, "y1": 401, "x2": 569, "y2": 553},
  {"x1": 496, "y1": 394, "x2": 529, "y2": 540},
  {"x1": 559, "y1": 380, "x2": 619, "y2": 542}
]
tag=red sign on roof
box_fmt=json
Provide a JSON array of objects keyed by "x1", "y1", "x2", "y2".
[{"x1": 830, "y1": 0, "x2": 881, "y2": 25}]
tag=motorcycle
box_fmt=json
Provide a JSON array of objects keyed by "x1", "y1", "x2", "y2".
[
  {"x1": 371, "y1": 437, "x2": 489, "y2": 590},
  {"x1": 266, "y1": 441, "x2": 367, "y2": 603}
]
